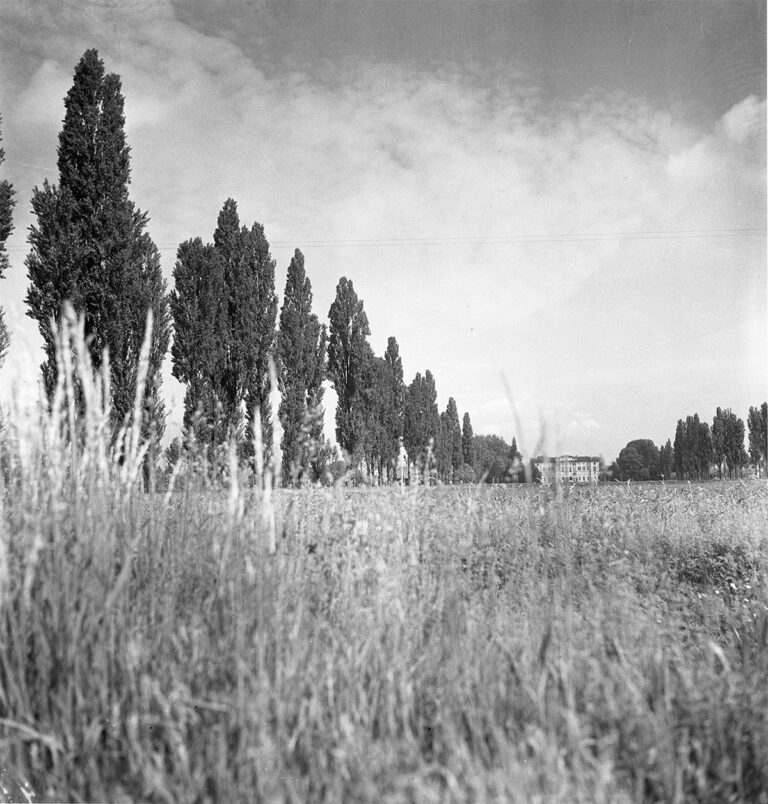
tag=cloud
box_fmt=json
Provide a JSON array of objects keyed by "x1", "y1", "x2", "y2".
[
  {"x1": 0, "y1": 1, "x2": 764, "y2": 457},
  {"x1": 721, "y1": 95, "x2": 765, "y2": 146}
]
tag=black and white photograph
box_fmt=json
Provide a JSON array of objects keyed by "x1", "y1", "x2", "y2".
[{"x1": 0, "y1": 1, "x2": 766, "y2": 800}]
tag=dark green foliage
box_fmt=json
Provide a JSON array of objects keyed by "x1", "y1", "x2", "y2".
[
  {"x1": 712, "y1": 407, "x2": 748, "y2": 479},
  {"x1": 0, "y1": 115, "x2": 13, "y2": 371},
  {"x1": 472, "y1": 433, "x2": 513, "y2": 483},
  {"x1": 659, "y1": 439, "x2": 674, "y2": 480},
  {"x1": 747, "y1": 402, "x2": 767, "y2": 473},
  {"x1": 170, "y1": 239, "x2": 227, "y2": 446},
  {"x1": 436, "y1": 411, "x2": 452, "y2": 482},
  {"x1": 446, "y1": 398, "x2": 462, "y2": 476},
  {"x1": 469, "y1": 434, "x2": 533, "y2": 483},
  {"x1": 358, "y1": 340, "x2": 405, "y2": 483},
  {"x1": 403, "y1": 370, "x2": 440, "y2": 478},
  {"x1": 454, "y1": 463, "x2": 476, "y2": 483},
  {"x1": 507, "y1": 436, "x2": 525, "y2": 482},
  {"x1": 380, "y1": 337, "x2": 405, "y2": 479},
  {"x1": 277, "y1": 249, "x2": 327, "y2": 485},
  {"x1": 170, "y1": 200, "x2": 277, "y2": 464},
  {"x1": 674, "y1": 419, "x2": 686, "y2": 480},
  {"x1": 360, "y1": 350, "x2": 388, "y2": 479},
  {"x1": 673, "y1": 413, "x2": 717, "y2": 481},
  {"x1": 617, "y1": 446, "x2": 646, "y2": 480},
  {"x1": 436, "y1": 399, "x2": 461, "y2": 483},
  {"x1": 462, "y1": 411, "x2": 475, "y2": 466},
  {"x1": 327, "y1": 277, "x2": 371, "y2": 463},
  {"x1": 216, "y1": 202, "x2": 278, "y2": 462},
  {"x1": 24, "y1": 50, "x2": 170, "y2": 440},
  {"x1": 616, "y1": 439, "x2": 660, "y2": 481}
]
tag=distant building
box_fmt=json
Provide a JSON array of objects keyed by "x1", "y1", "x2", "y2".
[{"x1": 534, "y1": 455, "x2": 601, "y2": 484}]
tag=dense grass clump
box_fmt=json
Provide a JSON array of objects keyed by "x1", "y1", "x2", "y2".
[{"x1": 1, "y1": 322, "x2": 767, "y2": 802}]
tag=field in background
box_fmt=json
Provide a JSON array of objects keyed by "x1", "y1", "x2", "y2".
[{"x1": 1, "y1": 442, "x2": 767, "y2": 802}]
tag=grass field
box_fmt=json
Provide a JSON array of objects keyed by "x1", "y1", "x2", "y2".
[
  {"x1": 0, "y1": 322, "x2": 766, "y2": 803},
  {"x1": 1, "y1": 437, "x2": 767, "y2": 802}
]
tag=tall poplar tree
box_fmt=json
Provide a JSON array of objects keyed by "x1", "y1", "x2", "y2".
[
  {"x1": 659, "y1": 439, "x2": 674, "y2": 479},
  {"x1": 169, "y1": 238, "x2": 227, "y2": 447},
  {"x1": 170, "y1": 200, "x2": 277, "y2": 464},
  {"x1": 445, "y1": 397, "x2": 462, "y2": 476},
  {"x1": 327, "y1": 277, "x2": 371, "y2": 463},
  {"x1": 462, "y1": 411, "x2": 475, "y2": 467},
  {"x1": 0, "y1": 115, "x2": 15, "y2": 372},
  {"x1": 403, "y1": 370, "x2": 439, "y2": 478},
  {"x1": 25, "y1": 50, "x2": 170, "y2": 440},
  {"x1": 747, "y1": 402, "x2": 767, "y2": 474},
  {"x1": 712, "y1": 407, "x2": 747, "y2": 479},
  {"x1": 277, "y1": 249, "x2": 327, "y2": 484},
  {"x1": 673, "y1": 419, "x2": 685, "y2": 479},
  {"x1": 215, "y1": 201, "x2": 278, "y2": 457},
  {"x1": 381, "y1": 337, "x2": 405, "y2": 479},
  {"x1": 436, "y1": 411, "x2": 452, "y2": 482}
]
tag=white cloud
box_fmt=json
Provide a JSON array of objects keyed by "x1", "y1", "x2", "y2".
[
  {"x1": 0, "y1": 1, "x2": 764, "y2": 457},
  {"x1": 721, "y1": 95, "x2": 765, "y2": 146}
]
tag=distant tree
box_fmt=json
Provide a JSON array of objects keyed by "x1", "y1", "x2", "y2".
[
  {"x1": 747, "y1": 402, "x2": 767, "y2": 475},
  {"x1": 327, "y1": 277, "x2": 371, "y2": 464},
  {"x1": 617, "y1": 445, "x2": 647, "y2": 481},
  {"x1": 214, "y1": 200, "x2": 278, "y2": 463},
  {"x1": 359, "y1": 347, "x2": 387, "y2": 481},
  {"x1": 445, "y1": 397, "x2": 462, "y2": 478},
  {"x1": 25, "y1": 50, "x2": 170, "y2": 447},
  {"x1": 712, "y1": 407, "x2": 747, "y2": 479},
  {"x1": 684, "y1": 415, "x2": 702, "y2": 480},
  {"x1": 455, "y1": 463, "x2": 477, "y2": 484},
  {"x1": 628, "y1": 439, "x2": 661, "y2": 480},
  {"x1": 435, "y1": 411, "x2": 450, "y2": 482},
  {"x1": 403, "y1": 370, "x2": 440, "y2": 480},
  {"x1": 508, "y1": 436, "x2": 524, "y2": 482},
  {"x1": 170, "y1": 238, "x2": 227, "y2": 448},
  {"x1": 697, "y1": 421, "x2": 713, "y2": 480},
  {"x1": 0, "y1": 114, "x2": 15, "y2": 373},
  {"x1": 462, "y1": 411, "x2": 475, "y2": 466},
  {"x1": 277, "y1": 249, "x2": 326, "y2": 485},
  {"x1": 658, "y1": 439, "x2": 674, "y2": 479},
  {"x1": 434, "y1": 398, "x2": 462, "y2": 483},
  {"x1": 472, "y1": 433, "x2": 511, "y2": 483},
  {"x1": 170, "y1": 201, "x2": 277, "y2": 467},
  {"x1": 673, "y1": 419, "x2": 685, "y2": 480},
  {"x1": 380, "y1": 336, "x2": 405, "y2": 480},
  {"x1": 712, "y1": 408, "x2": 727, "y2": 479}
]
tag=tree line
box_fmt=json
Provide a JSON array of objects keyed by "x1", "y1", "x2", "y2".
[
  {"x1": 611, "y1": 404, "x2": 767, "y2": 481},
  {"x1": 1, "y1": 51, "x2": 765, "y2": 487},
  {"x1": 2, "y1": 50, "x2": 536, "y2": 487}
]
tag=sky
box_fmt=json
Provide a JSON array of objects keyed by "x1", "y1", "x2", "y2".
[{"x1": 0, "y1": 0, "x2": 765, "y2": 461}]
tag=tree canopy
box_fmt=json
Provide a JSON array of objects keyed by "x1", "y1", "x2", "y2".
[
  {"x1": 277, "y1": 249, "x2": 327, "y2": 484},
  {"x1": 327, "y1": 277, "x2": 371, "y2": 464},
  {"x1": 25, "y1": 50, "x2": 170, "y2": 446}
]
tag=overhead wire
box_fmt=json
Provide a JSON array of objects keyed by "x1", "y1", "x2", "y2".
[{"x1": 5, "y1": 226, "x2": 765, "y2": 252}]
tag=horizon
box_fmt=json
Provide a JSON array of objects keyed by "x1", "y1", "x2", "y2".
[{"x1": 0, "y1": 0, "x2": 765, "y2": 462}]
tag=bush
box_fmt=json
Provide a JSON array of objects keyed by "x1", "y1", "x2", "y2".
[{"x1": 454, "y1": 462, "x2": 476, "y2": 483}]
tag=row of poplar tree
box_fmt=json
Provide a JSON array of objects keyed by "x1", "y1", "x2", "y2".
[
  {"x1": 0, "y1": 50, "x2": 495, "y2": 485},
  {"x1": 665, "y1": 406, "x2": 767, "y2": 481},
  {"x1": 612, "y1": 404, "x2": 767, "y2": 481}
]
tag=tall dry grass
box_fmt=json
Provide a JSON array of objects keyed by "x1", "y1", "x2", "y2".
[{"x1": 0, "y1": 313, "x2": 767, "y2": 802}]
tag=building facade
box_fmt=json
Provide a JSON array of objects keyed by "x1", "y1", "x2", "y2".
[{"x1": 535, "y1": 455, "x2": 601, "y2": 484}]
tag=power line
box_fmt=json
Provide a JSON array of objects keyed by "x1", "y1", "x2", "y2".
[{"x1": 5, "y1": 226, "x2": 765, "y2": 252}]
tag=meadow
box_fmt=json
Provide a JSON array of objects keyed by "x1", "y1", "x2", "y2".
[{"x1": 0, "y1": 322, "x2": 766, "y2": 802}]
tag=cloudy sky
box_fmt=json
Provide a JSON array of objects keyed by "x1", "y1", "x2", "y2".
[{"x1": 0, "y1": 0, "x2": 765, "y2": 460}]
